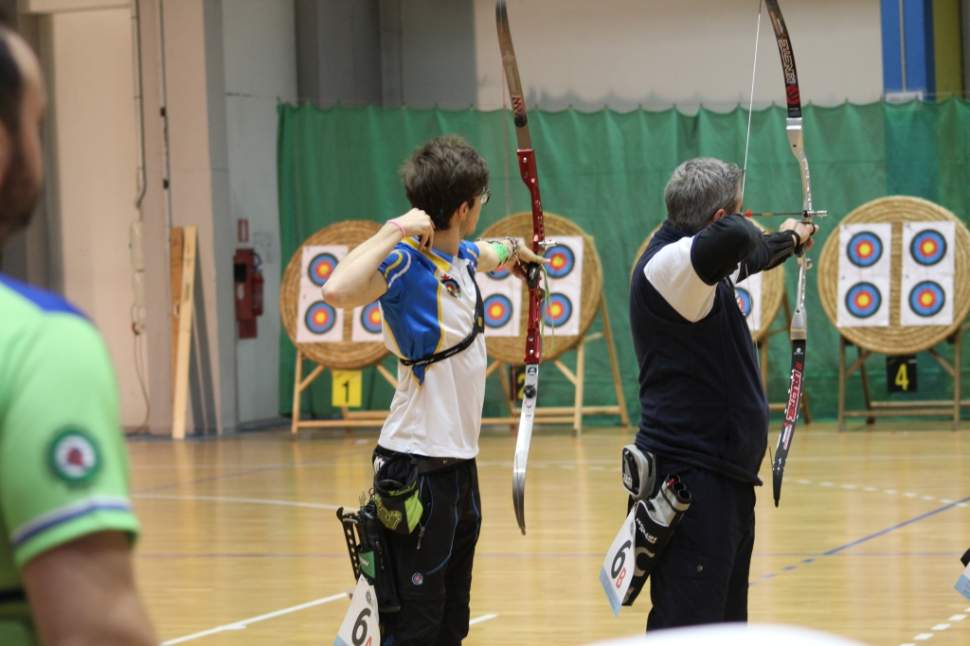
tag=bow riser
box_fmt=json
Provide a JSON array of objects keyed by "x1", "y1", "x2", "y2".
[
  {"x1": 785, "y1": 122, "x2": 814, "y2": 215},
  {"x1": 517, "y1": 149, "x2": 545, "y2": 365}
]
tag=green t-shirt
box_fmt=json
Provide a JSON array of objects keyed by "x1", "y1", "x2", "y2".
[{"x1": 0, "y1": 275, "x2": 139, "y2": 643}]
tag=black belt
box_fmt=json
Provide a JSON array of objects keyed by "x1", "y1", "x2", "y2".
[{"x1": 375, "y1": 446, "x2": 472, "y2": 474}]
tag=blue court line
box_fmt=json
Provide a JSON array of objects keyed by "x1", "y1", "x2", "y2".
[
  {"x1": 750, "y1": 495, "x2": 970, "y2": 586},
  {"x1": 821, "y1": 496, "x2": 970, "y2": 556}
]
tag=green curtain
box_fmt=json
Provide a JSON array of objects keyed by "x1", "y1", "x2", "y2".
[{"x1": 277, "y1": 100, "x2": 970, "y2": 424}]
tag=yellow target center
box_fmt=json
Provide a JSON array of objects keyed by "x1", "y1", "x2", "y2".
[
  {"x1": 920, "y1": 292, "x2": 934, "y2": 306},
  {"x1": 859, "y1": 242, "x2": 872, "y2": 256},
  {"x1": 858, "y1": 294, "x2": 871, "y2": 307},
  {"x1": 921, "y1": 241, "x2": 936, "y2": 255},
  {"x1": 314, "y1": 312, "x2": 327, "y2": 324}
]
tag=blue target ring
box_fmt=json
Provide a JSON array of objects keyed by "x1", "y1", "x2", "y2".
[
  {"x1": 910, "y1": 229, "x2": 947, "y2": 266},
  {"x1": 544, "y1": 244, "x2": 575, "y2": 279},
  {"x1": 847, "y1": 231, "x2": 883, "y2": 268},
  {"x1": 542, "y1": 293, "x2": 573, "y2": 328},
  {"x1": 844, "y1": 282, "x2": 882, "y2": 319},
  {"x1": 483, "y1": 294, "x2": 513, "y2": 329},
  {"x1": 487, "y1": 267, "x2": 511, "y2": 280},
  {"x1": 735, "y1": 287, "x2": 753, "y2": 318},
  {"x1": 304, "y1": 301, "x2": 336, "y2": 334},
  {"x1": 908, "y1": 280, "x2": 945, "y2": 317},
  {"x1": 360, "y1": 302, "x2": 382, "y2": 334},
  {"x1": 308, "y1": 253, "x2": 339, "y2": 286}
]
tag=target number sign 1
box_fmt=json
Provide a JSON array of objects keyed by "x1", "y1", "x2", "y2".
[
  {"x1": 332, "y1": 370, "x2": 363, "y2": 408},
  {"x1": 886, "y1": 356, "x2": 917, "y2": 394}
]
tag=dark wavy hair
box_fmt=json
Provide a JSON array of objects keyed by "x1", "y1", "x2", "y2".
[{"x1": 400, "y1": 135, "x2": 488, "y2": 230}]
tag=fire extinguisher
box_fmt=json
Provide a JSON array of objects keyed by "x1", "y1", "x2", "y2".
[{"x1": 233, "y1": 248, "x2": 264, "y2": 339}]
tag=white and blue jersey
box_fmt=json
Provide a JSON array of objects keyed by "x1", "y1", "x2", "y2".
[{"x1": 377, "y1": 239, "x2": 486, "y2": 459}]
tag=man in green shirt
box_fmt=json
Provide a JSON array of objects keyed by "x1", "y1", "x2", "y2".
[{"x1": 0, "y1": 23, "x2": 155, "y2": 645}]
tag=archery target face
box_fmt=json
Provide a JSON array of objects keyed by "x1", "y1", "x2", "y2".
[
  {"x1": 901, "y1": 221, "x2": 954, "y2": 326},
  {"x1": 735, "y1": 288, "x2": 753, "y2": 317},
  {"x1": 542, "y1": 292, "x2": 574, "y2": 328},
  {"x1": 307, "y1": 252, "x2": 339, "y2": 286},
  {"x1": 351, "y1": 300, "x2": 384, "y2": 341},
  {"x1": 733, "y1": 270, "x2": 763, "y2": 333},
  {"x1": 844, "y1": 282, "x2": 883, "y2": 319},
  {"x1": 909, "y1": 229, "x2": 947, "y2": 266},
  {"x1": 846, "y1": 231, "x2": 884, "y2": 268},
  {"x1": 361, "y1": 302, "x2": 382, "y2": 333},
  {"x1": 479, "y1": 265, "x2": 521, "y2": 336},
  {"x1": 908, "y1": 281, "x2": 945, "y2": 317},
  {"x1": 837, "y1": 224, "x2": 890, "y2": 328},
  {"x1": 297, "y1": 245, "x2": 347, "y2": 343},
  {"x1": 483, "y1": 294, "x2": 514, "y2": 329},
  {"x1": 304, "y1": 301, "x2": 336, "y2": 334},
  {"x1": 544, "y1": 243, "x2": 576, "y2": 279}
]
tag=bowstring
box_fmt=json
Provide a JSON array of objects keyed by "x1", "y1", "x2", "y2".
[
  {"x1": 740, "y1": 0, "x2": 764, "y2": 202},
  {"x1": 743, "y1": 1, "x2": 775, "y2": 468}
]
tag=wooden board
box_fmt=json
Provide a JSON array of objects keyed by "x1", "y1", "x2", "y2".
[
  {"x1": 169, "y1": 227, "x2": 184, "y2": 394},
  {"x1": 171, "y1": 226, "x2": 196, "y2": 440}
]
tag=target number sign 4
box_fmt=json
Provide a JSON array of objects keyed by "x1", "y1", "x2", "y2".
[
  {"x1": 332, "y1": 370, "x2": 363, "y2": 408},
  {"x1": 886, "y1": 355, "x2": 917, "y2": 394}
]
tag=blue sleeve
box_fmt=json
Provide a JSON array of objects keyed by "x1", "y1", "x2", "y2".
[
  {"x1": 458, "y1": 241, "x2": 480, "y2": 273},
  {"x1": 378, "y1": 245, "x2": 415, "y2": 304}
]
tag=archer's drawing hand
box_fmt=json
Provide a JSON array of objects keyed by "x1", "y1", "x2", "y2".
[{"x1": 392, "y1": 209, "x2": 435, "y2": 251}]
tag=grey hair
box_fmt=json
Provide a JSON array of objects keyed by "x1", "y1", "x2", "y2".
[{"x1": 664, "y1": 158, "x2": 743, "y2": 234}]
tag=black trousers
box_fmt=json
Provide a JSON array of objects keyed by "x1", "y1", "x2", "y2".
[
  {"x1": 380, "y1": 457, "x2": 482, "y2": 646},
  {"x1": 646, "y1": 460, "x2": 756, "y2": 630}
]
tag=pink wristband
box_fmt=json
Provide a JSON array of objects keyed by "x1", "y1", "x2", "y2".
[{"x1": 388, "y1": 219, "x2": 406, "y2": 237}]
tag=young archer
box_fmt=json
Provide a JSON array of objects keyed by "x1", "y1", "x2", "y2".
[{"x1": 325, "y1": 134, "x2": 545, "y2": 645}]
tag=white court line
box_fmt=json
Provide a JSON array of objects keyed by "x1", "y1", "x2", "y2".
[
  {"x1": 134, "y1": 493, "x2": 343, "y2": 511},
  {"x1": 160, "y1": 592, "x2": 349, "y2": 644},
  {"x1": 899, "y1": 608, "x2": 970, "y2": 645},
  {"x1": 791, "y1": 480, "x2": 967, "y2": 510},
  {"x1": 162, "y1": 599, "x2": 497, "y2": 644}
]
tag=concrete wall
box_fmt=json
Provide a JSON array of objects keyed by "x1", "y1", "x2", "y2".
[
  {"x1": 223, "y1": 0, "x2": 297, "y2": 424},
  {"x1": 47, "y1": 8, "x2": 147, "y2": 428},
  {"x1": 298, "y1": 0, "x2": 884, "y2": 111},
  {"x1": 472, "y1": 0, "x2": 884, "y2": 111}
]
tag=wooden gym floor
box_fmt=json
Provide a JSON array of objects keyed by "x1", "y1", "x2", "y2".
[{"x1": 128, "y1": 422, "x2": 970, "y2": 645}]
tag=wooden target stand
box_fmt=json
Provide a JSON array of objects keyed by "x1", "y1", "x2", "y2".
[
  {"x1": 818, "y1": 196, "x2": 970, "y2": 431},
  {"x1": 633, "y1": 222, "x2": 812, "y2": 421},
  {"x1": 280, "y1": 221, "x2": 395, "y2": 433},
  {"x1": 479, "y1": 213, "x2": 630, "y2": 434}
]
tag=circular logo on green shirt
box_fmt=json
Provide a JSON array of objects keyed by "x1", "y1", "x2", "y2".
[{"x1": 48, "y1": 428, "x2": 102, "y2": 485}]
